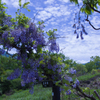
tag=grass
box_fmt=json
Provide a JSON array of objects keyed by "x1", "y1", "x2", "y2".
[
  {"x1": 77, "y1": 72, "x2": 100, "y2": 81},
  {"x1": 0, "y1": 84, "x2": 52, "y2": 100}
]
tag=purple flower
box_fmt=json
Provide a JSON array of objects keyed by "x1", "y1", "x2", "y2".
[
  {"x1": 60, "y1": 88, "x2": 64, "y2": 92},
  {"x1": 39, "y1": 77, "x2": 43, "y2": 81},
  {"x1": 69, "y1": 68, "x2": 76, "y2": 74},
  {"x1": 72, "y1": 78, "x2": 80, "y2": 88},
  {"x1": 64, "y1": 75, "x2": 73, "y2": 83},
  {"x1": 21, "y1": 69, "x2": 37, "y2": 85},
  {"x1": 2, "y1": 31, "x2": 9, "y2": 40},
  {"x1": 48, "y1": 64, "x2": 52, "y2": 69},
  {"x1": 0, "y1": 49, "x2": 5, "y2": 54},
  {"x1": 3, "y1": 16, "x2": 13, "y2": 27},
  {"x1": 75, "y1": 78, "x2": 80, "y2": 86},
  {"x1": 10, "y1": 29, "x2": 21, "y2": 43},
  {"x1": 21, "y1": 80, "x2": 25, "y2": 86},
  {"x1": 65, "y1": 83, "x2": 67, "y2": 87},
  {"x1": 72, "y1": 83, "x2": 76, "y2": 88},
  {"x1": 29, "y1": 84, "x2": 34, "y2": 94},
  {"x1": 20, "y1": 33, "x2": 27, "y2": 43},
  {"x1": 66, "y1": 89, "x2": 71, "y2": 95},
  {"x1": 36, "y1": 33, "x2": 46, "y2": 46},
  {"x1": 49, "y1": 39, "x2": 59, "y2": 53},
  {"x1": 29, "y1": 23, "x2": 37, "y2": 34},
  {"x1": 7, "y1": 68, "x2": 21, "y2": 80}
]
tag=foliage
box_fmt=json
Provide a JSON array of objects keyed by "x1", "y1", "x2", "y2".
[
  {"x1": 91, "y1": 69, "x2": 98, "y2": 75},
  {"x1": 77, "y1": 72, "x2": 100, "y2": 81},
  {"x1": 85, "y1": 56, "x2": 100, "y2": 72},
  {"x1": 0, "y1": 55, "x2": 27, "y2": 95},
  {"x1": 74, "y1": 64, "x2": 87, "y2": 76},
  {"x1": 70, "y1": 0, "x2": 99, "y2": 15}
]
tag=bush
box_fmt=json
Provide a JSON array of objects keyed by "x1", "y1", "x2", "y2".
[
  {"x1": 0, "y1": 69, "x2": 29, "y2": 95},
  {"x1": 10, "y1": 78, "x2": 30, "y2": 90},
  {"x1": 91, "y1": 69, "x2": 98, "y2": 75},
  {"x1": 0, "y1": 80, "x2": 11, "y2": 94}
]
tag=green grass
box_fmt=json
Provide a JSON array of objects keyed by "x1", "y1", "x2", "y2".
[
  {"x1": 77, "y1": 72, "x2": 100, "y2": 81},
  {"x1": 0, "y1": 83, "x2": 100, "y2": 100},
  {"x1": 0, "y1": 84, "x2": 52, "y2": 100}
]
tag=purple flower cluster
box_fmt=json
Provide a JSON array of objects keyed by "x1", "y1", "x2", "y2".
[
  {"x1": 10, "y1": 29, "x2": 21, "y2": 43},
  {"x1": 66, "y1": 89, "x2": 71, "y2": 95},
  {"x1": 64, "y1": 75, "x2": 73, "y2": 83},
  {"x1": 69, "y1": 68, "x2": 76, "y2": 74},
  {"x1": 21, "y1": 69, "x2": 36, "y2": 84},
  {"x1": 7, "y1": 68, "x2": 22, "y2": 80},
  {"x1": 72, "y1": 78, "x2": 80, "y2": 88},
  {"x1": 3, "y1": 16, "x2": 13, "y2": 27},
  {"x1": 0, "y1": 49, "x2": 5, "y2": 55},
  {"x1": 29, "y1": 84, "x2": 34, "y2": 94},
  {"x1": 48, "y1": 39, "x2": 59, "y2": 53}
]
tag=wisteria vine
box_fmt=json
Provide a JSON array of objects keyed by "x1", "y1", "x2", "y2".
[{"x1": 0, "y1": 0, "x2": 80, "y2": 96}]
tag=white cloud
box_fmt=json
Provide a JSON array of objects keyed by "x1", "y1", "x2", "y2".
[
  {"x1": 58, "y1": 33, "x2": 100, "y2": 63},
  {"x1": 8, "y1": 48, "x2": 17, "y2": 54},
  {"x1": 44, "y1": 0, "x2": 55, "y2": 4},
  {"x1": 2, "y1": 0, "x2": 32, "y2": 8},
  {"x1": 37, "y1": 10, "x2": 52, "y2": 20},
  {"x1": 59, "y1": 0, "x2": 69, "y2": 3},
  {"x1": 36, "y1": 4, "x2": 71, "y2": 21},
  {"x1": 91, "y1": 16, "x2": 100, "y2": 28}
]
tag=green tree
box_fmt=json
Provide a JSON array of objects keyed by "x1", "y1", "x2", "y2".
[
  {"x1": 74, "y1": 63, "x2": 87, "y2": 76},
  {"x1": 85, "y1": 56, "x2": 100, "y2": 72},
  {"x1": 64, "y1": 57, "x2": 77, "y2": 68}
]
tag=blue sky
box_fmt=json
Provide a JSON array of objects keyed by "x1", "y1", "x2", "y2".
[{"x1": 2, "y1": 0, "x2": 100, "y2": 64}]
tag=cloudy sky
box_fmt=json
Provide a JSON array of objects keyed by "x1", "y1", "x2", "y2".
[{"x1": 2, "y1": 0, "x2": 100, "y2": 63}]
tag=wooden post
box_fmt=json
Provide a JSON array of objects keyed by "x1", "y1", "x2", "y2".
[{"x1": 52, "y1": 84, "x2": 60, "y2": 100}]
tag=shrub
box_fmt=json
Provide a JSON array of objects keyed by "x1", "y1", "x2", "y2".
[{"x1": 91, "y1": 69, "x2": 98, "y2": 75}]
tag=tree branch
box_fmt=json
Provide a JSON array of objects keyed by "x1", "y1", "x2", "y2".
[
  {"x1": 75, "y1": 86, "x2": 96, "y2": 100},
  {"x1": 70, "y1": 84, "x2": 96, "y2": 100},
  {"x1": 85, "y1": 15, "x2": 100, "y2": 30},
  {"x1": 94, "y1": 90, "x2": 100, "y2": 99}
]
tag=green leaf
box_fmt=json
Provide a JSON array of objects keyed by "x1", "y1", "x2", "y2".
[
  {"x1": 85, "y1": 5, "x2": 92, "y2": 15},
  {"x1": 39, "y1": 60, "x2": 45, "y2": 64},
  {"x1": 53, "y1": 29, "x2": 57, "y2": 32},
  {"x1": 98, "y1": 2, "x2": 100, "y2": 6},
  {"x1": 75, "y1": 0, "x2": 78, "y2": 4},
  {"x1": 19, "y1": 0, "x2": 21, "y2": 7},
  {"x1": 23, "y1": 2, "x2": 30, "y2": 8},
  {"x1": 3, "y1": 3, "x2": 6, "y2": 5},
  {"x1": 38, "y1": 21, "x2": 41, "y2": 25},
  {"x1": 27, "y1": 9, "x2": 30, "y2": 12},
  {"x1": 81, "y1": 8, "x2": 85, "y2": 13},
  {"x1": 46, "y1": 32, "x2": 50, "y2": 36},
  {"x1": 25, "y1": 25, "x2": 29, "y2": 28},
  {"x1": 37, "y1": 45, "x2": 42, "y2": 53},
  {"x1": 17, "y1": 9, "x2": 20, "y2": 12}
]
